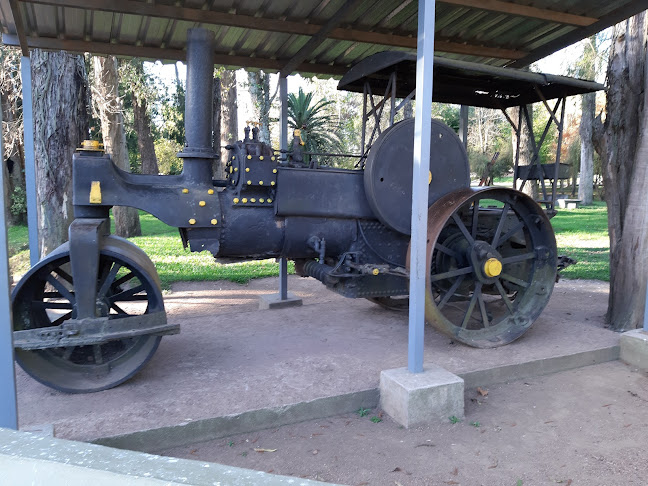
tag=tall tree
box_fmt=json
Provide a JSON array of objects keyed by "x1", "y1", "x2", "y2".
[
  {"x1": 92, "y1": 55, "x2": 141, "y2": 237},
  {"x1": 511, "y1": 105, "x2": 538, "y2": 199},
  {"x1": 220, "y1": 69, "x2": 238, "y2": 150},
  {"x1": 593, "y1": 12, "x2": 648, "y2": 331},
  {"x1": 247, "y1": 70, "x2": 271, "y2": 143},
  {"x1": 578, "y1": 35, "x2": 598, "y2": 205},
  {"x1": 32, "y1": 50, "x2": 89, "y2": 256}
]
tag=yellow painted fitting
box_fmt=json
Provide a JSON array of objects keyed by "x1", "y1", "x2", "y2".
[
  {"x1": 247, "y1": 155, "x2": 252, "y2": 159},
  {"x1": 372, "y1": 268, "x2": 380, "y2": 276},
  {"x1": 245, "y1": 167, "x2": 250, "y2": 172},
  {"x1": 199, "y1": 200, "x2": 206, "y2": 207},
  {"x1": 233, "y1": 198, "x2": 239, "y2": 204},
  {"x1": 242, "y1": 198, "x2": 248, "y2": 203},
  {"x1": 189, "y1": 219, "x2": 196, "y2": 225},
  {"x1": 267, "y1": 198, "x2": 272, "y2": 203},
  {"x1": 247, "y1": 180, "x2": 252, "y2": 185},
  {"x1": 484, "y1": 258, "x2": 503, "y2": 278},
  {"x1": 271, "y1": 156, "x2": 275, "y2": 161},
  {"x1": 259, "y1": 156, "x2": 264, "y2": 160},
  {"x1": 429, "y1": 171, "x2": 432, "y2": 184},
  {"x1": 250, "y1": 198, "x2": 256, "y2": 203},
  {"x1": 89, "y1": 181, "x2": 102, "y2": 204},
  {"x1": 182, "y1": 188, "x2": 189, "y2": 194},
  {"x1": 234, "y1": 167, "x2": 238, "y2": 172},
  {"x1": 208, "y1": 189, "x2": 214, "y2": 195},
  {"x1": 273, "y1": 169, "x2": 277, "y2": 174},
  {"x1": 229, "y1": 167, "x2": 233, "y2": 174},
  {"x1": 259, "y1": 181, "x2": 264, "y2": 185},
  {"x1": 271, "y1": 181, "x2": 275, "y2": 186},
  {"x1": 232, "y1": 156, "x2": 236, "y2": 160},
  {"x1": 211, "y1": 219, "x2": 218, "y2": 225},
  {"x1": 260, "y1": 198, "x2": 265, "y2": 203}
]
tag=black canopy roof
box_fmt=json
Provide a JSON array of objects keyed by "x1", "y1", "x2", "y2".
[{"x1": 338, "y1": 51, "x2": 604, "y2": 109}]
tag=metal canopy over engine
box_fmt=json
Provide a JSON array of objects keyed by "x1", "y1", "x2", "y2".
[{"x1": 364, "y1": 118, "x2": 470, "y2": 235}]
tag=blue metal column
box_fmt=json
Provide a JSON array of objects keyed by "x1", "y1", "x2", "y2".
[
  {"x1": 0, "y1": 92, "x2": 19, "y2": 430},
  {"x1": 278, "y1": 75, "x2": 289, "y2": 300},
  {"x1": 644, "y1": 285, "x2": 648, "y2": 332},
  {"x1": 408, "y1": 0, "x2": 436, "y2": 373},
  {"x1": 22, "y1": 56, "x2": 39, "y2": 265}
]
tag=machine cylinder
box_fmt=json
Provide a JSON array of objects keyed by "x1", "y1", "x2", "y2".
[{"x1": 181, "y1": 28, "x2": 215, "y2": 183}]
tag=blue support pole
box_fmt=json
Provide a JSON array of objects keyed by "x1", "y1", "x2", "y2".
[
  {"x1": 21, "y1": 56, "x2": 39, "y2": 266},
  {"x1": 644, "y1": 284, "x2": 648, "y2": 332},
  {"x1": 279, "y1": 75, "x2": 289, "y2": 300},
  {"x1": 0, "y1": 92, "x2": 19, "y2": 430},
  {"x1": 408, "y1": 0, "x2": 436, "y2": 373}
]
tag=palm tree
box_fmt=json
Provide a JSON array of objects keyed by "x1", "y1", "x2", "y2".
[{"x1": 287, "y1": 88, "x2": 340, "y2": 160}]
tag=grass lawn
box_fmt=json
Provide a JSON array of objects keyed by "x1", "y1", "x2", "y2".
[{"x1": 7, "y1": 202, "x2": 609, "y2": 286}]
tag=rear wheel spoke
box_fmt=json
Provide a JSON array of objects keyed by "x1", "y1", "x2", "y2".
[
  {"x1": 46, "y1": 274, "x2": 75, "y2": 304},
  {"x1": 494, "y1": 279, "x2": 514, "y2": 314},
  {"x1": 477, "y1": 289, "x2": 490, "y2": 328},
  {"x1": 491, "y1": 202, "x2": 510, "y2": 247},
  {"x1": 98, "y1": 263, "x2": 122, "y2": 299},
  {"x1": 461, "y1": 284, "x2": 481, "y2": 330},
  {"x1": 496, "y1": 220, "x2": 525, "y2": 248},
  {"x1": 500, "y1": 273, "x2": 529, "y2": 288},
  {"x1": 471, "y1": 200, "x2": 480, "y2": 238},
  {"x1": 51, "y1": 311, "x2": 73, "y2": 327},
  {"x1": 500, "y1": 252, "x2": 535, "y2": 265},
  {"x1": 109, "y1": 284, "x2": 146, "y2": 302},
  {"x1": 430, "y1": 266, "x2": 473, "y2": 283},
  {"x1": 452, "y1": 213, "x2": 475, "y2": 246},
  {"x1": 434, "y1": 243, "x2": 458, "y2": 260},
  {"x1": 437, "y1": 275, "x2": 466, "y2": 310}
]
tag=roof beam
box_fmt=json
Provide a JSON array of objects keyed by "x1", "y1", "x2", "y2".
[
  {"x1": 7, "y1": 0, "x2": 28, "y2": 55},
  {"x1": 280, "y1": 0, "x2": 364, "y2": 76},
  {"x1": 19, "y1": 0, "x2": 525, "y2": 60},
  {"x1": 438, "y1": 0, "x2": 598, "y2": 27},
  {"x1": 1, "y1": 34, "x2": 350, "y2": 75}
]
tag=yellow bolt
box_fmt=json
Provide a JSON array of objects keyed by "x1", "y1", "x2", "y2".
[
  {"x1": 199, "y1": 201, "x2": 206, "y2": 207},
  {"x1": 267, "y1": 198, "x2": 273, "y2": 203},
  {"x1": 211, "y1": 219, "x2": 217, "y2": 225},
  {"x1": 245, "y1": 167, "x2": 250, "y2": 172},
  {"x1": 247, "y1": 180, "x2": 252, "y2": 185},
  {"x1": 273, "y1": 168, "x2": 277, "y2": 173},
  {"x1": 247, "y1": 155, "x2": 252, "y2": 159},
  {"x1": 251, "y1": 198, "x2": 256, "y2": 203},
  {"x1": 229, "y1": 167, "x2": 233, "y2": 174},
  {"x1": 242, "y1": 198, "x2": 248, "y2": 203},
  {"x1": 259, "y1": 181, "x2": 264, "y2": 185},
  {"x1": 189, "y1": 219, "x2": 196, "y2": 225},
  {"x1": 259, "y1": 156, "x2": 264, "y2": 160},
  {"x1": 271, "y1": 156, "x2": 275, "y2": 161},
  {"x1": 260, "y1": 198, "x2": 265, "y2": 203},
  {"x1": 484, "y1": 258, "x2": 503, "y2": 278},
  {"x1": 232, "y1": 156, "x2": 236, "y2": 160},
  {"x1": 182, "y1": 188, "x2": 189, "y2": 194},
  {"x1": 233, "y1": 198, "x2": 239, "y2": 204},
  {"x1": 372, "y1": 268, "x2": 380, "y2": 276},
  {"x1": 208, "y1": 189, "x2": 214, "y2": 195},
  {"x1": 429, "y1": 171, "x2": 432, "y2": 185},
  {"x1": 271, "y1": 181, "x2": 275, "y2": 186}
]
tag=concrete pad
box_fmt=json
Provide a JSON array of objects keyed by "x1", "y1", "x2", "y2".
[
  {"x1": 0, "y1": 428, "x2": 339, "y2": 486},
  {"x1": 620, "y1": 329, "x2": 648, "y2": 369},
  {"x1": 258, "y1": 291, "x2": 303, "y2": 310},
  {"x1": 380, "y1": 365, "x2": 464, "y2": 428},
  {"x1": 15, "y1": 278, "x2": 619, "y2": 450}
]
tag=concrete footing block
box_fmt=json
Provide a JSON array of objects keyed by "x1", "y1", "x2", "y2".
[
  {"x1": 379, "y1": 365, "x2": 464, "y2": 428},
  {"x1": 259, "y1": 292, "x2": 303, "y2": 310},
  {"x1": 620, "y1": 329, "x2": 648, "y2": 370}
]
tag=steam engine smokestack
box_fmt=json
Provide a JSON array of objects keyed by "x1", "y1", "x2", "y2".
[{"x1": 179, "y1": 28, "x2": 215, "y2": 183}]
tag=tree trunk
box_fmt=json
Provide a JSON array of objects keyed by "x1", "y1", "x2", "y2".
[
  {"x1": 221, "y1": 69, "x2": 238, "y2": 156},
  {"x1": 403, "y1": 100, "x2": 413, "y2": 119},
  {"x1": 579, "y1": 92, "x2": 595, "y2": 205},
  {"x1": 511, "y1": 105, "x2": 538, "y2": 199},
  {"x1": 92, "y1": 56, "x2": 141, "y2": 238},
  {"x1": 247, "y1": 70, "x2": 271, "y2": 143},
  {"x1": 212, "y1": 74, "x2": 222, "y2": 178},
  {"x1": 593, "y1": 12, "x2": 648, "y2": 331},
  {"x1": 132, "y1": 94, "x2": 159, "y2": 175},
  {"x1": 32, "y1": 50, "x2": 89, "y2": 256}
]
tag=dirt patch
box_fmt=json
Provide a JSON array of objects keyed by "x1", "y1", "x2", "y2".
[{"x1": 158, "y1": 361, "x2": 648, "y2": 486}]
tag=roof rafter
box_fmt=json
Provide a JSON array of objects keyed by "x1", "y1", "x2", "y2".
[
  {"x1": 7, "y1": 0, "x2": 28, "y2": 55},
  {"x1": 438, "y1": 0, "x2": 598, "y2": 27},
  {"x1": 18, "y1": 0, "x2": 525, "y2": 60}
]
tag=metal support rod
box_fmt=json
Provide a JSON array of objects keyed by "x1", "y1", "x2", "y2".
[
  {"x1": 279, "y1": 75, "x2": 289, "y2": 300},
  {"x1": 551, "y1": 98, "x2": 567, "y2": 211},
  {"x1": 644, "y1": 283, "x2": 648, "y2": 332},
  {"x1": 408, "y1": 0, "x2": 436, "y2": 373},
  {"x1": 0, "y1": 97, "x2": 18, "y2": 430},
  {"x1": 459, "y1": 105, "x2": 469, "y2": 148},
  {"x1": 21, "y1": 56, "x2": 39, "y2": 265}
]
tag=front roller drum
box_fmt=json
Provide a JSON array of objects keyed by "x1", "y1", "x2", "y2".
[
  {"x1": 408, "y1": 187, "x2": 557, "y2": 348},
  {"x1": 12, "y1": 236, "x2": 168, "y2": 393}
]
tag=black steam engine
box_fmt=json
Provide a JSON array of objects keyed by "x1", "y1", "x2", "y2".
[{"x1": 11, "y1": 29, "x2": 559, "y2": 393}]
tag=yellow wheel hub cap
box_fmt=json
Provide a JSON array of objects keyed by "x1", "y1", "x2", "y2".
[{"x1": 483, "y1": 258, "x2": 502, "y2": 278}]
